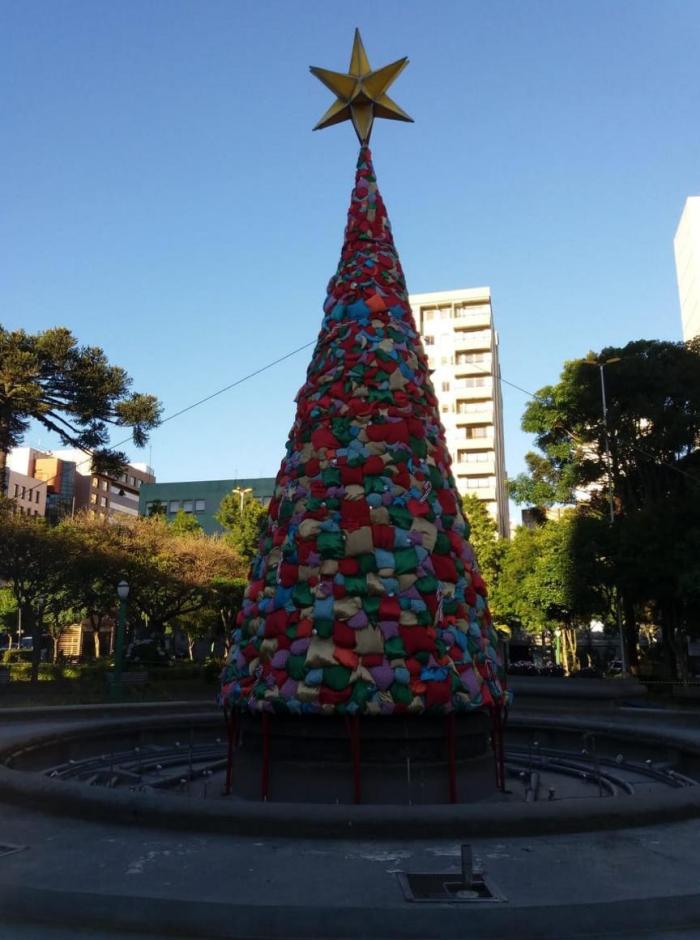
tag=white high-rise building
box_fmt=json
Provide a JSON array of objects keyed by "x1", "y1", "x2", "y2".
[
  {"x1": 410, "y1": 287, "x2": 510, "y2": 538},
  {"x1": 674, "y1": 196, "x2": 700, "y2": 342}
]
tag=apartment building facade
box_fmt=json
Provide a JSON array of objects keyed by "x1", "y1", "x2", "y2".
[
  {"x1": 52, "y1": 449, "x2": 155, "y2": 520},
  {"x1": 410, "y1": 287, "x2": 510, "y2": 537},
  {"x1": 675, "y1": 196, "x2": 700, "y2": 342},
  {"x1": 4, "y1": 468, "x2": 47, "y2": 516},
  {"x1": 6, "y1": 446, "x2": 154, "y2": 521}
]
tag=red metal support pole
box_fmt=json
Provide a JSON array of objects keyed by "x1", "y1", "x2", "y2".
[{"x1": 446, "y1": 712, "x2": 458, "y2": 804}]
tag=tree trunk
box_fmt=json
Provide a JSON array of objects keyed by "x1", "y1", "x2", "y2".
[
  {"x1": 23, "y1": 605, "x2": 41, "y2": 684},
  {"x1": 51, "y1": 635, "x2": 59, "y2": 664},
  {"x1": 622, "y1": 594, "x2": 639, "y2": 674},
  {"x1": 660, "y1": 601, "x2": 679, "y2": 681},
  {"x1": 0, "y1": 418, "x2": 10, "y2": 498},
  {"x1": 187, "y1": 632, "x2": 195, "y2": 661}
]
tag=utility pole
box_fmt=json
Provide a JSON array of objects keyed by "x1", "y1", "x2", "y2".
[{"x1": 583, "y1": 357, "x2": 627, "y2": 677}]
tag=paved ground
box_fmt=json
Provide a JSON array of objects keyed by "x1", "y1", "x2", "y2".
[{"x1": 2, "y1": 700, "x2": 700, "y2": 938}]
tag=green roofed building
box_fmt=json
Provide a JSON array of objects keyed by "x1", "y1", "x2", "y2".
[{"x1": 138, "y1": 478, "x2": 276, "y2": 535}]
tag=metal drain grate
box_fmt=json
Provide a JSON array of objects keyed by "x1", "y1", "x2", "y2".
[
  {"x1": 398, "y1": 845, "x2": 505, "y2": 904},
  {"x1": 0, "y1": 844, "x2": 27, "y2": 859}
]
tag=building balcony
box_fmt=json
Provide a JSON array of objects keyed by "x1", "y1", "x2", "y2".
[
  {"x1": 453, "y1": 434, "x2": 495, "y2": 449},
  {"x1": 451, "y1": 382, "x2": 493, "y2": 398},
  {"x1": 454, "y1": 456, "x2": 496, "y2": 474}
]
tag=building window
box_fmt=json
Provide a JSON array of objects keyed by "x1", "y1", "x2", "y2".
[
  {"x1": 35, "y1": 490, "x2": 40, "y2": 503},
  {"x1": 465, "y1": 426, "x2": 489, "y2": 439},
  {"x1": 100, "y1": 496, "x2": 108, "y2": 507},
  {"x1": 92, "y1": 477, "x2": 98, "y2": 488},
  {"x1": 100, "y1": 479, "x2": 108, "y2": 491},
  {"x1": 455, "y1": 351, "x2": 487, "y2": 365},
  {"x1": 441, "y1": 404, "x2": 449, "y2": 413},
  {"x1": 13, "y1": 484, "x2": 19, "y2": 497},
  {"x1": 457, "y1": 377, "x2": 487, "y2": 388},
  {"x1": 424, "y1": 335, "x2": 434, "y2": 345},
  {"x1": 183, "y1": 500, "x2": 193, "y2": 513},
  {"x1": 424, "y1": 310, "x2": 434, "y2": 321},
  {"x1": 465, "y1": 476, "x2": 495, "y2": 490},
  {"x1": 168, "y1": 500, "x2": 180, "y2": 513},
  {"x1": 441, "y1": 381, "x2": 450, "y2": 392},
  {"x1": 195, "y1": 499, "x2": 206, "y2": 512},
  {"x1": 458, "y1": 449, "x2": 490, "y2": 463}
]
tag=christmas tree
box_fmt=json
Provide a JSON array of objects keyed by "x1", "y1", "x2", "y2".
[{"x1": 221, "y1": 33, "x2": 504, "y2": 722}]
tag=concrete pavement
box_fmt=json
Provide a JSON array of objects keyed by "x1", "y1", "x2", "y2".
[{"x1": 3, "y1": 699, "x2": 700, "y2": 938}]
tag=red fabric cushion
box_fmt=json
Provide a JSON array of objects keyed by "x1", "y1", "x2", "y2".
[{"x1": 432, "y1": 555, "x2": 458, "y2": 582}]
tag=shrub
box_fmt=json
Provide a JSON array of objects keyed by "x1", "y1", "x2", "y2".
[{"x1": 3, "y1": 649, "x2": 33, "y2": 664}]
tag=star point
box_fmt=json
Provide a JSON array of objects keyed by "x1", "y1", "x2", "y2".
[{"x1": 310, "y1": 30, "x2": 413, "y2": 145}]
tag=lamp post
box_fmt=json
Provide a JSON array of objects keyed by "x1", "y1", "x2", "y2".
[
  {"x1": 111, "y1": 580, "x2": 129, "y2": 701},
  {"x1": 580, "y1": 357, "x2": 626, "y2": 675},
  {"x1": 232, "y1": 486, "x2": 253, "y2": 515}
]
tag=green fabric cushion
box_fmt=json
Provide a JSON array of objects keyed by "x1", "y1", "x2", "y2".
[
  {"x1": 394, "y1": 547, "x2": 419, "y2": 575},
  {"x1": 287, "y1": 654, "x2": 307, "y2": 680},
  {"x1": 292, "y1": 583, "x2": 313, "y2": 607},
  {"x1": 389, "y1": 682, "x2": 412, "y2": 705},
  {"x1": 434, "y1": 532, "x2": 451, "y2": 555},
  {"x1": 388, "y1": 505, "x2": 414, "y2": 529},
  {"x1": 358, "y1": 553, "x2": 378, "y2": 574},
  {"x1": 317, "y1": 531, "x2": 345, "y2": 559},
  {"x1": 385, "y1": 636, "x2": 407, "y2": 659},
  {"x1": 323, "y1": 665, "x2": 352, "y2": 691},
  {"x1": 314, "y1": 618, "x2": 334, "y2": 639},
  {"x1": 416, "y1": 575, "x2": 439, "y2": 594}
]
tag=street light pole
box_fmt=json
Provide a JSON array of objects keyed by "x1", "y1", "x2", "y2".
[
  {"x1": 597, "y1": 363, "x2": 616, "y2": 527},
  {"x1": 111, "y1": 580, "x2": 129, "y2": 701},
  {"x1": 582, "y1": 357, "x2": 627, "y2": 676},
  {"x1": 232, "y1": 486, "x2": 253, "y2": 515}
]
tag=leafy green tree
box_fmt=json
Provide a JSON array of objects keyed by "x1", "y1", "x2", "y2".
[
  {"x1": 209, "y1": 575, "x2": 247, "y2": 651},
  {"x1": 58, "y1": 514, "x2": 129, "y2": 657},
  {"x1": 169, "y1": 509, "x2": 203, "y2": 536},
  {"x1": 490, "y1": 524, "x2": 543, "y2": 636},
  {"x1": 216, "y1": 489, "x2": 267, "y2": 564},
  {"x1": 509, "y1": 338, "x2": 700, "y2": 677},
  {"x1": 0, "y1": 326, "x2": 161, "y2": 492},
  {"x1": 121, "y1": 517, "x2": 246, "y2": 638},
  {"x1": 492, "y1": 513, "x2": 609, "y2": 673},
  {"x1": 0, "y1": 586, "x2": 18, "y2": 640},
  {"x1": 0, "y1": 501, "x2": 69, "y2": 680},
  {"x1": 461, "y1": 494, "x2": 506, "y2": 604}
]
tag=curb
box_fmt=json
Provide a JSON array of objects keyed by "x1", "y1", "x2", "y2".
[
  {"x1": 0, "y1": 699, "x2": 219, "y2": 722},
  {"x1": 2, "y1": 882, "x2": 700, "y2": 939}
]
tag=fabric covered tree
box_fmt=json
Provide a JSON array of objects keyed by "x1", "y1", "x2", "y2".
[{"x1": 221, "y1": 147, "x2": 505, "y2": 716}]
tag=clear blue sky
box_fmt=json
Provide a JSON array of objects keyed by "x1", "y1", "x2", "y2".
[{"x1": 3, "y1": 0, "x2": 699, "y2": 490}]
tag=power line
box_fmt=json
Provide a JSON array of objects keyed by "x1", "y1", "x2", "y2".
[
  {"x1": 468, "y1": 359, "x2": 700, "y2": 488},
  {"x1": 6, "y1": 334, "x2": 700, "y2": 508},
  {"x1": 6, "y1": 340, "x2": 316, "y2": 501}
]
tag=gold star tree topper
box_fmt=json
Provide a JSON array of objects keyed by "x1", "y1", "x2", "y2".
[{"x1": 310, "y1": 29, "x2": 413, "y2": 144}]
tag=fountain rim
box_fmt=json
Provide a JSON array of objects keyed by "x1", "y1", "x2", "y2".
[{"x1": 1, "y1": 709, "x2": 700, "y2": 839}]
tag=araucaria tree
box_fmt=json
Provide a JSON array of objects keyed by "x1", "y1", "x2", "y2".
[
  {"x1": 0, "y1": 326, "x2": 161, "y2": 490},
  {"x1": 510, "y1": 338, "x2": 700, "y2": 677}
]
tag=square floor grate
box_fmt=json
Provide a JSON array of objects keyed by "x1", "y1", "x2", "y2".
[
  {"x1": 398, "y1": 845, "x2": 506, "y2": 904},
  {"x1": 0, "y1": 844, "x2": 27, "y2": 859}
]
